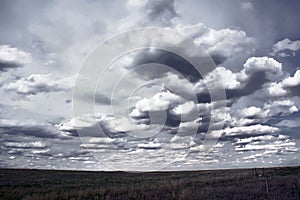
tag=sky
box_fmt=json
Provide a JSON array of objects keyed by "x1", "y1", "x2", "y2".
[{"x1": 0, "y1": 0, "x2": 300, "y2": 171}]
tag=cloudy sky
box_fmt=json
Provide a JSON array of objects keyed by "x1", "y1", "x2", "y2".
[{"x1": 1, "y1": 0, "x2": 300, "y2": 171}]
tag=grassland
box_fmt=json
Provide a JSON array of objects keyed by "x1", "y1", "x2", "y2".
[{"x1": 0, "y1": 166, "x2": 299, "y2": 199}]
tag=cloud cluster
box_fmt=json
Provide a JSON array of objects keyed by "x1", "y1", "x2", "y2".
[
  {"x1": 194, "y1": 56, "x2": 284, "y2": 102},
  {"x1": 0, "y1": 0, "x2": 299, "y2": 170},
  {"x1": 57, "y1": 54, "x2": 299, "y2": 170}
]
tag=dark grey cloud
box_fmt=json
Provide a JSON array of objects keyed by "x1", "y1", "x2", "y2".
[
  {"x1": 124, "y1": 49, "x2": 204, "y2": 82},
  {"x1": 95, "y1": 93, "x2": 112, "y2": 105},
  {"x1": 65, "y1": 99, "x2": 72, "y2": 104},
  {"x1": 210, "y1": 54, "x2": 227, "y2": 66},
  {"x1": 75, "y1": 92, "x2": 113, "y2": 105},
  {"x1": 0, "y1": 62, "x2": 22, "y2": 72},
  {"x1": 286, "y1": 85, "x2": 300, "y2": 97}
]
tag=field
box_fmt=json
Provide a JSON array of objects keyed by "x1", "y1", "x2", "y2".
[{"x1": 0, "y1": 166, "x2": 300, "y2": 200}]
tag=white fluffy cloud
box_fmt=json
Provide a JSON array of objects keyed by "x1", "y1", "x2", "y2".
[
  {"x1": 221, "y1": 124, "x2": 280, "y2": 137},
  {"x1": 266, "y1": 69, "x2": 300, "y2": 97},
  {"x1": 235, "y1": 134, "x2": 297, "y2": 153},
  {"x1": 171, "y1": 101, "x2": 197, "y2": 115},
  {"x1": 0, "y1": 119, "x2": 71, "y2": 139},
  {"x1": 271, "y1": 38, "x2": 300, "y2": 57},
  {"x1": 240, "y1": 99, "x2": 298, "y2": 118},
  {"x1": 263, "y1": 99, "x2": 299, "y2": 116},
  {"x1": 155, "y1": 72, "x2": 196, "y2": 100},
  {"x1": 57, "y1": 113, "x2": 100, "y2": 131},
  {"x1": 0, "y1": 45, "x2": 31, "y2": 71},
  {"x1": 3, "y1": 141, "x2": 46, "y2": 149},
  {"x1": 231, "y1": 99, "x2": 299, "y2": 126},
  {"x1": 195, "y1": 28, "x2": 255, "y2": 59},
  {"x1": 173, "y1": 22, "x2": 255, "y2": 66},
  {"x1": 240, "y1": 56, "x2": 283, "y2": 81},
  {"x1": 282, "y1": 70, "x2": 300, "y2": 87},
  {"x1": 4, "y1": 73, "x2": 75, "y2": 96},
  {"x1": 130, "y1": 90, "x2": 183, "y2": 118},
  {"x1": 195, "y1": 56, "x2": 283, "y2": 95},
  {"x1": 194, "y1": 67, "x2": 240, "y2": 93}
]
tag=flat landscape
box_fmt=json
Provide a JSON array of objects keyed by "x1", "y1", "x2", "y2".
[{"x1": 0, "y1": 166, "x2": 299, "y2": 200}]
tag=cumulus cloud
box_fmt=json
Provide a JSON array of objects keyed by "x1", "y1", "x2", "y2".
[
  {"x1": 0, "y1": 45, "x2": 31, "y2": 71},
  {"x1": 263, "y1": 99, "x2": 299, "y2": 116},
  {"x1": 236, "y1": 141, "x2": 297, "y2": 152},
  {"x1": 4, "y1": 73, "x2": 75, "y2": 96},
  {"x1": 0, "y1": 119, "x2": 71, "y2": 139},
  {"x1": 220, "y1": 124, "x2": 280, "y2": 138},
  {"x1": 213, "y1": 125, "x2": 297, "y2": 159},
  {"x1": 171, "y1": 101, "x2": 197, "y2": 116},
  {"x1": 194, "y1": 28, "x2": 255, "y2": 61},
  {"x1": 231, "y1": 99, "x2": 299, "y2": 126},
  {"x1": 155, "y1": 72, "x2": 196, "y2": 100},
  {"x1": 282, "y1": 70, "x2": 300, "y2": 87},
  {"x1": 173, "y1": 22, "x2": 255, "y2": 66},
  {"x1": 215, "y1": 62, "x2": 300, "y2": 128},
  {"x1": 194, "y1": 67, "x2": 240, "y2": 94},
  {"x1": 132, "y1": 90, "x2": 183, "y2": 113},
  {"x1": 234, "y1": 134, "x2": 297, "y2": 153},
  {"x1": 240, "y1": 57, "x2": 283, "y2": 81},
  {"x1": 266, "y1": 69, "x2": 300, "y2": 97},
  {"x1": 57, "y1": 113, "x2": 110, "y2": 137},
  {"x1": 58, "y1": 112, "x2": 163, "y2": 139},
  {"x1": 271, "y1": 38, "x2": 300, "y2": 57},
  {"x1": 234, "y1": 135, "x2": 278, "y2": 145},
  {"x1": 195, "y1": 57, "x2": 284, "y2": 101}
]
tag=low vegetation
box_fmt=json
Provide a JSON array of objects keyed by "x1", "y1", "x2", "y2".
[{"x1": 0, "y1": 166, "x2": 299, "y2": 199}]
